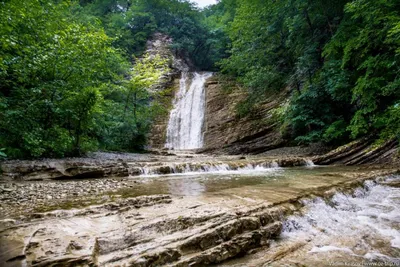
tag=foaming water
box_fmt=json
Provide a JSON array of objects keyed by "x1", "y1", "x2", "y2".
[
  {"x1": 282, "y1": 176, "x2": 400, "y2": 264},
  {"x1": 138, "y1": 161, "x2": 281, "y2": 177},
  {"x1": 305, "y1": 159, "x2": 316, "y2": 167},
  {"x1": 165, "y1": 72, "x2": 213, "y2": 150}
]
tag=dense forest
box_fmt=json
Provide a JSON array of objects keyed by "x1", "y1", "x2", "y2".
[{"x1": 0, "y1": 0, "x2": 399, "y2": 159}]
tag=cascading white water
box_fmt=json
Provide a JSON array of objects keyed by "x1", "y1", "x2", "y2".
[
  {"x1": 281, "y1": 177, "x2": 400, "y2": 264},
  {"x1": 165, "y1": 72, "x2": 213, "y2": 150},
  {"x1": 138, "y1": 161, "x2": 282, "y2": 177}
]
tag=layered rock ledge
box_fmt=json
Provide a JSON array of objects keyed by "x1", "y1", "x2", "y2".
[{"x1": 1, "y1": 167, "x2": 398, "y2": 266}]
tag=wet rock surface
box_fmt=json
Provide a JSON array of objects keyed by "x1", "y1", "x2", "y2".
[
  {"x1": 314, "y1": 137, "x2": 399, "y2": 166},
  {"x1": 0, "y1": 178, "x2": 140, "y2": 219},
  {"x1": 0, "y1": 193, "x2": 286, "y2": 267},
  {"x1": 0, "y1": 152, "x2": 151, "y2": 180},
  {"x1": 2, "y1": 139, "x2": 398, "y2": 183},
  {"x1": 0, "y1": 153, "x2": 302, "y2": 181},
  {"x1": 224, "y1": 175, "x2": 400, "y2": 267},
  {"x1": 0, "y1": 164, "x2": 399, "y2": 266}
]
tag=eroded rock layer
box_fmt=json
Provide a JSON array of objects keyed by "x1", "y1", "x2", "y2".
[
  {"x1": 202, "y1": 76, "x2": 287, "y2": 154},
  {"x1": 1, "y1": 168, "x2": 398, "y2": 266},
  {"x1": 0, "y1": 154, "x2": 311, "y2": 181},
  {"x1": 314, "y1": 138, "x2": 399, "y2": 166}
]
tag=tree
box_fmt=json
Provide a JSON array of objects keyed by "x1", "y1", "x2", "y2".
[
  {"x1": 0, "y1": 0, "x2": 129, "y2": 157},
  {"x1": 98, "y1": 54, "x2": 168, "y2": 151},
  {"x1": 218, "y1": 0, "x2": 400, "y2": 145},
  {"x1": 324, "y1": 0, "x2": 400, "y2": 140}
]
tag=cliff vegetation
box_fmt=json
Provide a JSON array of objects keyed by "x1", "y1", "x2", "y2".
[{"x1": 0, "y1": 0, "x2": 399, "y2": 158}]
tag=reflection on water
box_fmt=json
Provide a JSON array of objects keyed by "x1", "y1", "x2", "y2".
[
  {"x1": 167, "y1": 178, "x2": 206, "y2": 196},
  {"x1": 118, "y1": 165, "x2": 373, "y2": 200}
]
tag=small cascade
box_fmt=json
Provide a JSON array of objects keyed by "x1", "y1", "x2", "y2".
[
  {"x1": 281, "y1": 176, "x2": 400, "y2": 264},
  {"x1": 128, "y1": 157, "x2": 318, "y2": 177},
  {"x1": 165, "y1": 72, "x2": 213, "y2": 150},
  {"x1": 304, "y1": 159, "x2": 316, "y2": 167},
  {"x1": 136, "y1": 160, "x2": 281, "y2": 177}
]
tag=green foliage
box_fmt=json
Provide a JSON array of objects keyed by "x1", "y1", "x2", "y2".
[
  {"x1": 75, "y1": 0, "x2": 223, "y2": 69},
  {"x1": 99, "y1": 54, "x2": 168, "y2": 151},
  {"x1": 202, "y1": 0, "x2": 237, "y2": 70},
  {"x1": 219, "y1": 0, "x2": 400, "y2": 146},
  {"x1": 375, "y1": 103, "x2": 400, "y2": 142},
  {"x1": 323, "y1": 120, "x2": 349, "y2": 144},
  {"x1": 0, "y1": 0, "x2": 166, "y2": 158},
  {"x1": 1, "y1": 0, "x2": 228, "y2": 159},
  {"x1": 0, "y1": 0, "x2": 117, "y2": 157},
  {"x1": 2, "y1": 0, "x2": 398, "y2": 158},
  {"x1": 0, "y1": 148, "x2": 7, "y2": 159},
  {"x1": 326, "y1": 0, "x2": 400, "y2": 140}
]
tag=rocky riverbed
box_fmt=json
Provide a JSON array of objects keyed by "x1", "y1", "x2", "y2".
[
  {"x1": 0, "y1": 178, "x2": 140, "y2": 219},
  {"x1": 1, "y1": 161, "x2": 399, "y2": 266}
]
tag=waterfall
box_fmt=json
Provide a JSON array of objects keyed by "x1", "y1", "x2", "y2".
[{"x1": 165, "y1": 72, "x2": 213, "y2": 150}]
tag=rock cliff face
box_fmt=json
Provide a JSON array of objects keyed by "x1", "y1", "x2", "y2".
[
  {"x1": 145, "y1": 33, "x2": 190, "y2": 149},
  {"x1": 146, "y1": 34, "x2": 288, "y2": 153},
  {"x1": 147, "y1": 77, "x2": 180, "y2": 149},
  {"x1": 202, "y1": 75, "x2": 287, "y2": 154}
]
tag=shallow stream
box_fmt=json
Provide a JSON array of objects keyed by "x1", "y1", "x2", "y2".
[{"x1": 1, "y1": 164, "x2": 399, "y2": 266}]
